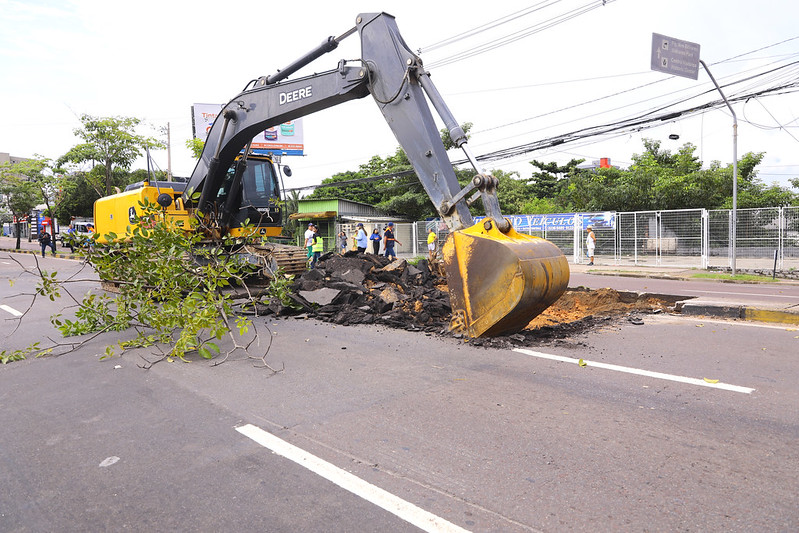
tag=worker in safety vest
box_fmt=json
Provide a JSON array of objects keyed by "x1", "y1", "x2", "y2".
[
  {"x1": 310, "y1": 229, "x2": 324, "y2": 268},
  {"x1": 427, "y1": 228, "x2": 437, "y2": 262}
]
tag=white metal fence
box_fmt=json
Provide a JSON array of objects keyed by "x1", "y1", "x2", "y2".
[
  {"x1": 586, "y1": 207, "x2": 798, "y2": 271},
  {"x1": 331, "y1": 206, "x2": 798, "y2": 272}
]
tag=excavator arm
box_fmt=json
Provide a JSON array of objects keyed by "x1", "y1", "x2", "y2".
[{"x1": 185, "y1": 12, "x2": 569, "y2": 337}]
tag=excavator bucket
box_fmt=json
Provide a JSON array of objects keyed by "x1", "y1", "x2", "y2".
[{"x1": 442, "y1": 218, "x2": 570, "y2": 337}]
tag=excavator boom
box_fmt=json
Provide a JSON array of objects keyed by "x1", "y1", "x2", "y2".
[{"x1": 185, "y1": 12, "x2": 569, "y2": 337}]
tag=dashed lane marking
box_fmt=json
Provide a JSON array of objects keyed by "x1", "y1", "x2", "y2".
[
  {"x1": 236, "y1": 423, "x2": 471, "y2": 533},
  {"x1": 513, "y1": 348, "x2": 755, "y2": 394},
  {"x1": 0, "y1": 304, "x2": 23, "y2": 317}
]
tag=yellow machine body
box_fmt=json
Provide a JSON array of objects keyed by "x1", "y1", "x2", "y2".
[
  {"x1": 93, "y1": 185, "x2": 191, "y2": 243},
  {"x1": 442, "y1": 218, "x2": 570, "y2": 337}
]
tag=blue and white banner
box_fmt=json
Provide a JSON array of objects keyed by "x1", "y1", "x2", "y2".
[{"x1": 472, "y1": 212, "x2": 615, "y2": 231}]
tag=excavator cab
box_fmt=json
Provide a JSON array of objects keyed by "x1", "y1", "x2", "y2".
[{"x1": 216, "y1": 154, "x2": 284, "y2": 239}]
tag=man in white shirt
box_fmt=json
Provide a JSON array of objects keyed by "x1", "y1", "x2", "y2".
[
  {"x1": 304, "y1": 223, "x2": 316, "y2": 265},
  {"x1": 586, "y1": 225, "x2": 596, "y2": 265}
]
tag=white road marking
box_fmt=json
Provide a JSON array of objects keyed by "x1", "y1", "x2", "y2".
[
  {"x1": 513, "y1": 348, "x2": 755, "y2": 394},
  {"x1": 0, "y1": 304, "x2": 23, "y2": 317},
  {"x1": 236, "y1": 423, "x2": 470, "y2": 533}
]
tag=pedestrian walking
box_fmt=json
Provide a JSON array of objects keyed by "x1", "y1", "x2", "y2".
[
  {"x1": 338, "y1": 230, "x2": 347, "y2": 254},
  {"x1": 38, "y1": 231, "x2": 56, "y2": 257},
  {"x1": 304, "y1": 223, "x2": 316, "y2": 266},
  {"x1": 383, "y1": 222, "x2": 401, "y2": 260}
]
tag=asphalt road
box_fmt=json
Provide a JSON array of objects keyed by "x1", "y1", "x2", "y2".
[{"x1": 1, "y1": 252, "x2": 797, "y2": 532}]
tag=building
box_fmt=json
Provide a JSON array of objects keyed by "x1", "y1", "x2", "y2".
[
  {"x1": 577, "y1": 157, "x2": 618, "y2": 170},
  {"x1": 291, "y1": 198, "x2": 410, "y2": 251},
  {"x1": 0, "y1": 152, "x2": 29, "y2": 166}
]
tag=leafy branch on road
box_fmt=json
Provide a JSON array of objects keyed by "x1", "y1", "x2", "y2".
[{"x1": 2, "y1": 200, "x2": 286, "y2": 372}]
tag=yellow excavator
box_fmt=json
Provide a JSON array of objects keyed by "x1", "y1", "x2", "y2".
[{"x1": 94, "y1": 12, "x2": 569, "y2": 337}]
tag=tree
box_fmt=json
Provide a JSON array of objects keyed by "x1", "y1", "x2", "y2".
[
  {"x1": 0, "y1": 161, "x2": 39, "y2": 249},
  {"x1": 53, "y1": 171, "x2": 100, "y2": 222},
  {"x1": 10, "y1": 156, "x2": 77, "y2": 227},
  {"x1": 491, "y1": 169, "x2": 530, "y2": 215},
  {"x1": 58, "y1": 114, "x2": 165, "y2": 197},
  {"x1": 530, "y1": 139, "x2": 797, "y2": 213},
  {"x1": 307, "y1": 124, "x2": 478, "y2": 221},
  {"x1": 186, "y1": 137, "x2": 204, "y2": 159},
  {"x1": 3, "y1": 199, "x2": 286, "y2": 369},
  {"x1": 528, "y1": 159, "x2": 583, "y2": 202},
  {"x1": 281, "y1": 189, "x2": 302, "y2": 240}
]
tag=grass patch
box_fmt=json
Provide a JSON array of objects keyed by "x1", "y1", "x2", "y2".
[{"x1": 691, "y1": 272, "x2": 778, "y2": 282}]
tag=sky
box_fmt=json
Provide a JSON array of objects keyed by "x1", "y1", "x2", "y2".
[{"x1": 2, "y1": 0, "x2": 798, "y2": 196}]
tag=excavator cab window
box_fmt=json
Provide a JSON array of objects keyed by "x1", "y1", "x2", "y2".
[
  {"x1": 216, "y1": 156, "x2": 280, "y2": 207},
  {"x1": 242, "y1": 157, "x2": 280, "y2": 206}
]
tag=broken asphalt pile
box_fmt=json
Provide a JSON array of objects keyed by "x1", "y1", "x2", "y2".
[
  {"x1": 251, "y1": 251, "x2": 677, "y2": 348},
  {"x1": 265, "y1": 252, "x2": 452, "y2": 334}
]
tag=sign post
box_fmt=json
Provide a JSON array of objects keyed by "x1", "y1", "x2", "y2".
[
  {"x1": 650, "y1": 33, "x2": 700, "y2": 80},
  {"x1": 650, "y1": 33, "x2": 738, "y2": 275}
]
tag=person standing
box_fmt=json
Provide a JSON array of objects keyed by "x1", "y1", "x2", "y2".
[
  {"x1": 427, "y1": 228, "x2": 437, "y2": 262},
  {"x1": 38, "y1": 231, "x2": 55, "y2": 257},
  {"x1": 338, "y1": 229, "x2": 348, "y2": 254},
  {"x1": 310, "y1": 228, "x2": 324, "y2": 268},
  {"x1": 383, "y1": 222, "x2": 402, "y2": 260},
  {"x1": 355, "y1": 223, "x2": 368, "y2": 253},
  {"x1": 304, "y1": 223, "x2": 316, "y2": 266},
  {"x1": 369, "y1": 228, "x2": 381, "y2": 254},
  {"x1": 586, "y1": 225, "x2": 596, "y2": 265}
]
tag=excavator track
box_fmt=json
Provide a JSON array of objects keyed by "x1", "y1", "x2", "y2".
[{"x1": 242, "y1": 242, "x2": 308, "y2": 279}]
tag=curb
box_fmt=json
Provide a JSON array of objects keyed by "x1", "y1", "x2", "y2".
[
  {"x1": 0, "y1": 247, "x2": 83, "y2": 260},
  {"x1": 678, "y1": 300, "x2": 799, "y2": 325}
]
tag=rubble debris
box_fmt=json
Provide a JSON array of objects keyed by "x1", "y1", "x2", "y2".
[
  {"x1": 257, "y1": 252, "x2": 678, "y2": 341},
  {"x1": 286, "y1": 252, "x2": 451, "y2": 333}
]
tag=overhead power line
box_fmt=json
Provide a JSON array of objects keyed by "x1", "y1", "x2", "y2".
[
  {"x1": 424, "y1": 0, "x2": 616, "y2": 69},
  {"x1": 419, "y1": 1, "x2": 562, "y2": 54},
  {"x1": 472, "y1": 81, "x2": 799, "y2": 164}
]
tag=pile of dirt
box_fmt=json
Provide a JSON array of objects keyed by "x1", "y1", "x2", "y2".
[
  {"x1": 261, "y1": 252, "x2": 676, "y2": 341},
  {"x1": 525, "y1": 287, "x2": 673, "y2": 329}
]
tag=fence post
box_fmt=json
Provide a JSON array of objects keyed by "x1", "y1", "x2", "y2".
[
  {"x1": 778, "y1": 206, "x2": 784, "y2": 270},
  {"x1": 573, "y1": 214, "x2": 581, "y2": 264},
  {"x1": 728, "y1": 209, "x2": 733, "y2": 269},
  {"x1": 656, "y1": 211, "x2": 662, "y2": 266},
  {"x1": 701, "y1": 209, "x2": 709, "y2": 269}
]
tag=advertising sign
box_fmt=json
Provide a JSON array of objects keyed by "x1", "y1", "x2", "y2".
[
  {"x1": 191, "y1": 103, "x2": 305, "y2": 156},
  {"x1": 473, "y1": 212, "x2": 615, "y2": 232},
  {"x1": 251, "y1": 119, "x2": 304, "y2": 156},
  {"x1": 191, "y1": 103, "x2": 222, "y2": 140}
]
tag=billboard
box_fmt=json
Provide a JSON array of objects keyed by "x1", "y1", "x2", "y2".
[{"x1": 191, "y1": 103, "x2": 304, "y2": 156}]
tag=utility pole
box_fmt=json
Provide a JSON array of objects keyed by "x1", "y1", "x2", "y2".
[
  {"x1": 699, "y1": 60, "x2": 738, "y2": 276},
  {"x1": 167, "y1": 122, "x2": 173, "y2": 181},
  {"x1": 651, "y1": 34, "x2": 738, "y2": 275}
]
